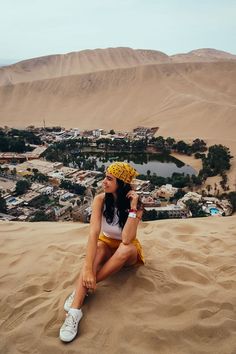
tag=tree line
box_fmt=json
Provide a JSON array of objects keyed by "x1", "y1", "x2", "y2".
[{"x1": 0, "y1": 128, "x2": 42, "y2": 153}]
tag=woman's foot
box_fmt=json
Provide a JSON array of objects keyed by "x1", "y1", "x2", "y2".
[{"x1": 59, "y1": 308, "x2": 83, "y2": 342}]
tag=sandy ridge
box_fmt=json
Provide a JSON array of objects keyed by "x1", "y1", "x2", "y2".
[{"x1": 1, "y1": 217, "x2": 236, "y2": 353}]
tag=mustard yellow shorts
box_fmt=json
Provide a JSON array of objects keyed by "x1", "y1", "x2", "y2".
[{"x1": 98, "y1": 234, "x2": 145, "y2": 265}]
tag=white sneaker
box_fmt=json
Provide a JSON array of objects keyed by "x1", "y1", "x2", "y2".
[
  {"x1": 64, "y1": 290, "x2": 76, "y2": 312},
  {"x1": 59, "y1": 308, "x2": 83, "y2": 342}
]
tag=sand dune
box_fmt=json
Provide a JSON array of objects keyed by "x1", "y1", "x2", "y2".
[
  {"x1": 0, "y1": 48, "x2": 235, "y2": 144},
  {"x1": 0, "y1": 47, "x2": 170, "y2": 86},
  {"x1": 1, "y1": 217, "x2": 236, "y2": 354},
  {"x1": 0, "y1": 59, "x2": 235, "y2": 138},
  {"x1": 171, "y1": 48, "x2": 236, "y2": 62},
  {"x1": 1, "y1": 47, "x2": 235, "y2": 86}
]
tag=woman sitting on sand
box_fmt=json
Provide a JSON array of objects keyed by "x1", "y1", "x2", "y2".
[{"x1": 59, "y1": 161, "x2": 145, "y2": 342}]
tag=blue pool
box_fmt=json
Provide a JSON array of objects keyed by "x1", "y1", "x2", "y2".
[
  {"x1": 6, "y1": 197, "x2": 17, "y2": 203},
  {"x1": 209, "y1": 207, "x2": 220, "y2": 215}
]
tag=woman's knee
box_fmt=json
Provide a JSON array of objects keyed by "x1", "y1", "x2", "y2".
[
  {"x1": 116, "y1": 242, "x2": 137, "y2": 261},
  {"x1": 96, "y1": 241, "x2": 112, "y2": 260}
]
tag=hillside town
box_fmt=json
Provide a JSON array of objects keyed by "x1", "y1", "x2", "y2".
[{"x1": 0, "y1": 126, "x2": 233, "y2": 222}]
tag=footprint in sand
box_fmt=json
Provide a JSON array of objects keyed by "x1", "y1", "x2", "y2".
[
  {"x1": 170, "y1": 265, "x2": 210, "y2": 285},
  {"x1": 199, "y1": 309, "x2": 218, "y2": 319},
  {"x1": 209, "y1": 237, "x2": 227, "y2": 247},
  {"x1": 43, "y1": 280, "x2": 58, "y2": 292},
  {"x1": 1, "y1": 309, "x2": 27, "y2": 331},
  {"x1": 195, "y1": 299, "x2": 234, "y2": 311},
  {"x1": 199, "y1": 302, "x2": 234, "y2": 320},
  {"x1": 167, "y1": 247, "x2": 203, "y2": 263},
  {"x1": 43, "y1": 298, "x2": 64, "y2": 337},
  {"x1": 218, "y1": 280, "x2": 236, "y2": 290},
  {"x1": 1, "y1": 289, "x2": 51, "y2": 332},
  {"x1": 135, "y1": 276, "x2": 156, "y2": 292},
  {"x1": 21, "y1": 284, "x2": 41, "y2": 296}
]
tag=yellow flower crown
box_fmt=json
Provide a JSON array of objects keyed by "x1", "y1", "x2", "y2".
[{"x1": 107, "y1": 162, "x2": 139, "y2": 184}]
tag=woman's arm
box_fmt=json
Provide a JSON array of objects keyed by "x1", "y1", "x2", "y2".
[
  {"x1": 82, "y1": 193, "x2": 104, "y2": 289},
  {"x1": 121, "y1": 191, "x2": 143, "y2": 245}
]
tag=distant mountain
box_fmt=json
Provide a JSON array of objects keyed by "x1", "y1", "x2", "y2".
[
  {"x1": 171, "y1": 48, "x2": 236, "y2": 62},
  {"x1": 0, "y1": 47, "x2": 235, "y2": 147},
  {"x1": 0, "y1": 47, "x2": 170, "y2": 85},
  {"x1": 1, "y1": 47, "x2": 235, "y2": 86}
]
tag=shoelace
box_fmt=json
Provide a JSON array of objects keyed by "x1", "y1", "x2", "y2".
[{"x1": 64, "y1": 313, "x2": 78, "y2": 331}]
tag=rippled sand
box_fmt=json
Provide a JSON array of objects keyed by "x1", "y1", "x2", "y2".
[{"x1": 1, "y1": 216, "x2": 236, "y2": 354}]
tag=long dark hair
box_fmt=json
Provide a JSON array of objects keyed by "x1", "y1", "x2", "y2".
[{"x1": 103, "y1": 178, "x2": 132, "y2": 229}]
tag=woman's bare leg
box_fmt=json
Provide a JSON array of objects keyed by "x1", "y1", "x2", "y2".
[
  {"x1": 70, "y1": 242, "x2": 112, "y2": 309},
  {"x1": 69, "y1": 243, "x2": 137, "y2": 309},
  {"x1": 96, "y1": 243, "x2": 137, "y2": 283}
]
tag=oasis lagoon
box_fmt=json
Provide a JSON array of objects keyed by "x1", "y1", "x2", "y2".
[{"x1": 75, "y1": 152, "x2": 197, "y2": 177}]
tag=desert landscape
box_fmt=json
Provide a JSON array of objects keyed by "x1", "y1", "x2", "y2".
[
  {"x1": 1, "y1": 47, "x2": 236, "y2": 353},
  {"x1": 1, "y1": 47, "x2": 236, "y2": 188}
]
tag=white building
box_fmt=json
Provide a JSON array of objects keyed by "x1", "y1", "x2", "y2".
[
  {"x1": 39, "y1": 186, "x2": 54, "y2": 195},
  {"x1": 93, "y1": 129, "x2": 102, "y2": 138},
  {"x1": 153, "y1": 184, "x2": 178, "y2": 199}
]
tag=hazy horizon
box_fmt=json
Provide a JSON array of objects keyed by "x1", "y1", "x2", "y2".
[
  {"x1": 1, "y1": 0, "x2": 236, "y2": 65},
  {"x1": 1, "y1": 46, "x2": 236, "y2": 67}
]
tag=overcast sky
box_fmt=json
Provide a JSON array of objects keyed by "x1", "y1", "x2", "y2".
[{"x1": 1, "y1": 0, "x2": 235, "y2": 64}]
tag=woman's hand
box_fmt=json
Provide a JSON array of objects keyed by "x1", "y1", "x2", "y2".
[
  {"x1": 126, "y1": 190, "x2": 139, "y2": 210},
  {"x1": 82, "y1": 266, "x2": 97, "y2": 292}
]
